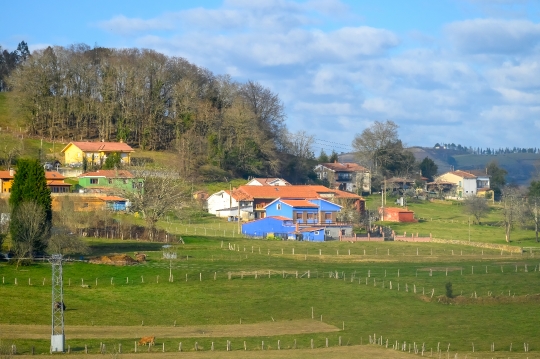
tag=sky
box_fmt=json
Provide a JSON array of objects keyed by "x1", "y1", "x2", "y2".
[{"x1": 2, "y1": 0, "x2": 540, "y2": 154}]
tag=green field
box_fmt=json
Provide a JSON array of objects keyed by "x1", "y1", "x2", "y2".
[{"x1": 1, "y1": 236, "x2": 540, "y2": 357}]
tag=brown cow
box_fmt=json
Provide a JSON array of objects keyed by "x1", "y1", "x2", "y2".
[{"x1": 138, "y1": 336, "x2": 155, "y2": 346}]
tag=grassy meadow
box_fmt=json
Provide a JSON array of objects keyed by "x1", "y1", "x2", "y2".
[{"x1": 1, "y1": 235, "x2": 540, "y2": 357}]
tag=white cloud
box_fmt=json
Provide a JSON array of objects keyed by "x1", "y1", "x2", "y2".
[
  {"x1": 445, "y1": 19, "x2": 540, "y2": 54},
  {"x1": 97, "y1": 15, "x2": 176, "y2": 35}
]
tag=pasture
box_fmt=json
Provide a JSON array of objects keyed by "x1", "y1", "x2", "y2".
[{"x1": 2, "y1": 236, "x2": 540, "y2": 358}]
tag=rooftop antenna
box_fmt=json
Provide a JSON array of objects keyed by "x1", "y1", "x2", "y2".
[{"x1": 50, "y1": 254, "x2": 65, "y2": 352}]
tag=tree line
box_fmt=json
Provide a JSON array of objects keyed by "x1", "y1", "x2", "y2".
[
  {"x1": 5, "y1": 44, "x2": 314, "y2": 182},
  {"x1": 434, "y1": 143, "x2": 539, "y2": 155}
]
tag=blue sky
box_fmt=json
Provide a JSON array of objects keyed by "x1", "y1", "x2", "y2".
[{"x1": 2, "y1": 0, "x2": 540, "y2": 153}]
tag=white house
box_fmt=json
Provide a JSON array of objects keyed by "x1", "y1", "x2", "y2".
[
  {"x1": 245, "y1": 178, "x2": 291, "y2": 186},
  {"x1": 435, "y1": 170, "x2": 478, "y2": 198},
  {"x1": 207, "y1": 190, "x2": 237, "y2": 215}
]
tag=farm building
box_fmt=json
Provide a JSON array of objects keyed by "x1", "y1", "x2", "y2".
[{"x1": 379, "y1": 207, "x2": 416, "y2": 222}]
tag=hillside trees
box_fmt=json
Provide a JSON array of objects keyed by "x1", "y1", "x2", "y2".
[
  {"x1": 462, "y1": 196, "x2": 489, "y2": 224},
  {"x1": 7, "y1": 44, "x2": 288, "y2": 179}
]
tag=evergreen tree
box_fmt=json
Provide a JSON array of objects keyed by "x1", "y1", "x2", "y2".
[
  {"x1": 103, "y1": 152, "x2": 122, "y2": 169},
  {"x1": 419, "y1": 157, "x2": 438, "y2": 181},
  {"x1": 9, "y1": 159, "x2": 52, "y2": 255},
  {"x1": 329, "y1": 150, "x2": 339, "y2": 163},
  {"x1": 317, "y1": 149, "x2": 329, "y2": 163}
]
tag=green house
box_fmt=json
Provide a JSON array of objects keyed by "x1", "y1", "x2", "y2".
[{"x1": 78, "y1": 170, "x2": 143, "y2": 193}]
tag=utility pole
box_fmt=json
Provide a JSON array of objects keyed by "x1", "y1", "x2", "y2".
[
  {"x1": 381, "y1": 179, "x2": 385, "y2": 221},
  {"x1": 50, "y1": 254, "x2": 65, "y2": 352}
]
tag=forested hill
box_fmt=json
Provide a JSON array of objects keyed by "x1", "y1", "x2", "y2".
[{"x1": 5, "y1": 44, "x2": 315, "y2": 182}]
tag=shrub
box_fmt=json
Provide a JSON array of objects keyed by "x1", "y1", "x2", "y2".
[{"x1": 445, "y1": 282, "x2": 453, "y2": 298}]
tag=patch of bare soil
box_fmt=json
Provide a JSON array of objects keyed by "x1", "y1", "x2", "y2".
[
  {"x1": 88, "y1": 254, "x2": 141, "y2": 266},
  {"x1": 0, "y1": 320, "x2": 339, "y2": 340}
]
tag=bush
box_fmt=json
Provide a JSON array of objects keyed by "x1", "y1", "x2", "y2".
[{"x1": 445, "y1": 282, "x2": 453, "y2": 298}]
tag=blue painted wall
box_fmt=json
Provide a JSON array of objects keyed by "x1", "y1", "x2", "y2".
[
  {"x1": 242, "y1": 217, "x2": 294, "y2": 237},
  {"x1": 300, "y1": 228, "x2": 325, "y2": 241}
]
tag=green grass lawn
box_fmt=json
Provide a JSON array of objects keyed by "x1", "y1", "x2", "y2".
[{"x1": 1, "y1": 236, "x2": 540, "y2": 356}]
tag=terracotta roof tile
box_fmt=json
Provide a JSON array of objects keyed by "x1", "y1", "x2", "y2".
[
  {"x1": 0, "y1": 171, "x2": 14, "y2": 179},
  {"x1": 44, "y1": 171, "x2": 66, "y2": 180},
  {"x1": 449, "y1": 170, "x2": 477, "y2": 179},
  {"x1": 100, "y1": 196, "x2": 127, "y2": 201},
  {"x1": 318, "y1": 162, "x2": 369, "y2": 172},
  {"x1": 62, "y1": 141, "x2": 134, "y2": 153}
]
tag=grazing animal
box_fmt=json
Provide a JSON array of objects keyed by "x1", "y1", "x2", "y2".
[
  {"x1": 138, "y1": 336, "x2": 155, "y2": 346},
  {"x1": 54, "y1": 301, "x2": 66, "y2": 311}
]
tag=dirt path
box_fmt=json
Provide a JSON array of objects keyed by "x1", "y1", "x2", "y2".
[{"x1": 0, "y1": 320, "x2": 339, "y2": 339}]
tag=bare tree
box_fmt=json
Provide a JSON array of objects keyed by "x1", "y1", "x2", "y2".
[
  {"x1": 352, "y1": 120, "x2": 399, "y2": 170},
  {"x1": 47, "y1": 228, "x2": 90, "y2": 255},
  {"x1": 10, "y1": 201, "x2": 48, "y2": 268},
  {"x1": 501, "y1": 187, "x2": 526, "y2": 243},
  {"x1": 123, "y1": 169, "x2": 188, "y2": 240},
  {"x1": 463, "y1": 196, "x2": 489, "y2": 224}
]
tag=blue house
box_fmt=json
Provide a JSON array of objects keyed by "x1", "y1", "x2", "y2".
[
  {"x1": 265, "y1": 198, "x2": 341, "y2": 224},
  {"x1": 242, "y1": 198, "x2": 345, "y2": 242},
  {"x1": 241, "y1": 216, "x2": 326, "y2": 241}
]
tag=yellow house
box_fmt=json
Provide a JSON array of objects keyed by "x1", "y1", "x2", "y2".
[
  {"x1": 0, "y1": 169, "x2": 15, "y2": 193},
  {"x1": 61, "y1": 141, "x2": 135, "y2": 166}
]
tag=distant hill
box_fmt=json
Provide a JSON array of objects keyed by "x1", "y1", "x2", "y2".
[{"x1": 339, "y1": 146, "x2": 540, "y2": 185}]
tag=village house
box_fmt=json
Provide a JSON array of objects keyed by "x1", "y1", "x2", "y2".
[
  {"x1": 314, "y1": 162, "x2": 370, "y2": 193},
  {"x1": 434, "y1": 170, "x2": 479, "y2": 198},
  {"x1": 379, "y1": 207, "x2": 416, "y2": 222},
  {"x1": 207, "y1": 183, "x2": 365, "y2": 221},
  {"x1": 0, "y1": 169, "x2": 15, "y2": 193},
  {"x1": 61, "y1": 141, "x2": 135, "y2": 166},
  {"x1": 241, "y1": 198, "x2": 353, "y2": 241},
  {"x1": 0, "y1": 169, "x2": 71, "y2": 194},
  {"x1": 77, "y1": 170, "x2": 143, "y2": 194}
]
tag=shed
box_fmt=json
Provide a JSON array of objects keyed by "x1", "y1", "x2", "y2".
[{"x1": 379, "y1": 207, "x2": 416, "y2": 222}]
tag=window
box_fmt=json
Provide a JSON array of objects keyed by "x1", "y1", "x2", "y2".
[
  {"x1": 90, "y1": 178, "x2": 98, "y2": 184},
  {"x1": 296, "y1": 212, "x2": 302, "y2": 220},
  {"x1": 132, "y1": 181, "x2": 137, "y2": 189},
  {"x1": 307, "y1": 212, "x2": 314, "y2": 220},
  {"x1": 277, "y1": 203, "x2": 281, "y2": 210},
  {"x1": 82, "y1": 203, "x2": 89, "y2": 208},
  {"x1": 109, "y1": 179, "x2": 113, "y2": 184},
  {"x1": 123, "y1": 179, "x2": 128, "y2": 184},
  {"x1": 325, "y1": 212, "x2": 332, "y2": 220},
  {"x1": 314, "y1": 231, "x2": 319, "y2": 235}
]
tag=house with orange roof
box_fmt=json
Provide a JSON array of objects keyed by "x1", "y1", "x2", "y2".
[
  {"x1": 242, "y1": 198, "x2": 351, "y2": 241},
  {"x1": 314, "y1": 162, "x2": 370, "y2": 193},
  {"x1": 61, "y1": 141, "x2": 134, "y2": 166},
  {"x1": 208, "y1": 184, "x2": 364, "y2": 222},
  {"x1": 0, "y1": 169, "x2": 71, "y2": 194},
  {"x1": 0, "y1": 169, "x2": 15, "y2": 193},
  {"x1": 435, "y1": 170, "x2": 480, "y2": 198},
  {"x1": 379, "y1": 207, "x2": 416, "y2": 222}
]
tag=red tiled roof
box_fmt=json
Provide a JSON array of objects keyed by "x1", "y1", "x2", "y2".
[
  {"x1": 0, "y1": 171, "x2": 14, "y2": 179},
  {"x1": 62, "y1": 141, "x2": 134, "y2": 153},
  {"x1": 318, "y1": 162, "x2": 369, "y2": 172},
  {"x1": 47, "y1": 180, "x2": 70, "y2": 186},
  {"x1": 0, "y1": 170, "x2": 65, "y2": 181},
  {"x1": 280, "y1": 199, "x2": 318, "y2": 208},
  {"x1": 79, "y1": 170, "x2": 135, "y2": 178},
  {"x1": 235, "y1": 185, "x2": 336, "y2": 200},
  {"x1": 448, "y1": 170, "x2": 477, "y2": 179},
  {"x1": 333, "y1": 189, "x2": 363, "y2": 199},
  {"x1": 44, "y1": 171, "x2": 65, "y2": 180}
]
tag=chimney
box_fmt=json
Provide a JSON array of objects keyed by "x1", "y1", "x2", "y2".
[{"x1": 9, "y1": 168, "x2": 14, "y2": 177}]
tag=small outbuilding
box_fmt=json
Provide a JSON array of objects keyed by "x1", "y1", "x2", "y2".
[{"x1": 379, "y1": 207, "x2": 416, "y2": 222}]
